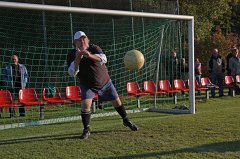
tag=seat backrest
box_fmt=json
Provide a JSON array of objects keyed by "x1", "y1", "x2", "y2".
[
  {"x1": 127, "y1": 82, "x2": 142, "y2": 94},
  {"x1": 143, "y1": 80, "x2": 156, "y2": 93},
  {"x1": 225, "y1": 76, "x2": 234, "y2": 85},
  {"x1": 159, "y1": 80, "x2": 171, "y2": 91},
  {"x1": 65, "y1": 86, "x2": 81, "y2": 99},
  {"x1": 201, "y1": 77, "x2": 211, "y2": 86},
  {"x1": 0, "y1": 90, "x2": 13, "y2": 105},
  {"x1": 43, "y1": 87, "x2": 61, "y2": 100},
  {"x1": 187, "y1": 79, "x2": 200, "y2": 89},
  {"x1": 174, "y1": 79, "x2": 186, "y2": 90},
  {"x1": 19, "y1": 88, "x2": 39, "y2": 102},
  {"x1": 236, "y1": 75, "x2": 240, "y2": 83}
]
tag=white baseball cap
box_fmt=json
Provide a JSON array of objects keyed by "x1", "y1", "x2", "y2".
[{"x1": 74, "y1": 31, "x2": 87, "y2": 40}]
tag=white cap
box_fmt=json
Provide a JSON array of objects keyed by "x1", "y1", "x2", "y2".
[{"x1": 74, "y1": 31, "x2": 87, "y2": 40}]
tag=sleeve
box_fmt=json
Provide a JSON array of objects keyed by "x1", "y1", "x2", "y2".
[
  {"x1": 91, "y1": 45, "x2": 107, "y2": 65},
  {"x1": 68, "y1": 61, "x2": 79, "y2": 77},
  {"x1": 23, "y1": 65, "x2": 28, "y2": 83},
  {"x1": 67, "y1": 51, "x2": 79, "y2": 77},
  {"x1": 95, "y1": 54, "x2": 107, "y2": 64}
]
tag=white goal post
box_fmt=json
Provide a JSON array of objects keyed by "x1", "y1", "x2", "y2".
[{"x1": 0, "y1": 1, "x2": 195, "y2": 114}]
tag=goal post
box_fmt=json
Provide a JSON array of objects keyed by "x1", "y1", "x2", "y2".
[{"x1": 0, "y1": 1, "x2": 195, "y2": 129}]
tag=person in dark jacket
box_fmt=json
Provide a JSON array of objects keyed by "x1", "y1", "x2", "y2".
[{"x1": 207, "y1": 48, "x2": 225, "y2": 97}]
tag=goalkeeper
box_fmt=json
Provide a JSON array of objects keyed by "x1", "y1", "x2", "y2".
[{"x1": 67, "y1": 31, "x2": 138, "y2": 140}]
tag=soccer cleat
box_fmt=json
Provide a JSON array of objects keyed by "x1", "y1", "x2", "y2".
[
  {"x1": 80, "y1": 129, "x2": 90, "y2": 140},
  {"x1": 123, "y1": 120, "x2": 138, "y2": 131}
]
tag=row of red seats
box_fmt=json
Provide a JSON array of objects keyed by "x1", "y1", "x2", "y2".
[
  {"x1": 126, "y1": 75, "x2": 240, "y2": 107},
  {"x1": 127, "y1": 75, "x2": 240, "y2": 96},
  {"x1": 0, "y1": 86, "x2": 85, "y2": 109}
]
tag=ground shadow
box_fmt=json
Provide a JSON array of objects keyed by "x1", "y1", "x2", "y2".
[{"x1": 98, "y1": 140, "x2": 240, "y2": 159}]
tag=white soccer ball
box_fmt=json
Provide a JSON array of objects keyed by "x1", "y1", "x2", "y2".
[{"x1": 124, "y1": 49, "x2": 145, "y2": 71}]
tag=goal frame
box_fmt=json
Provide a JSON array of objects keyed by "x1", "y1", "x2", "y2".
[{"x1": 0, "y1": 1, "x2": 195, "y2": 114}]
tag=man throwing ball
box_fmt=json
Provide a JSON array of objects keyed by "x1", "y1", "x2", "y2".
[{"x1": 67, "y1": 31, "x2": 138, "y2": 139}]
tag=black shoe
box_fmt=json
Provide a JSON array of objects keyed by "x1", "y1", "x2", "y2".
[
  {"x1": 123, "y1": 120, "x2": 138, "y2": 131},
  {"x1": 80, "y1": 129, "x2": 90, "y2": 140}
]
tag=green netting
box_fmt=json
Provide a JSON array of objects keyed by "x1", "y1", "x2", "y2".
[{"x1": 0, "y1": 1, "x2": 196, "y2": 129}]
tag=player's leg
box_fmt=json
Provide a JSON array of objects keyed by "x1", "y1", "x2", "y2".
[
  {"x1": 80, "y1": 99, "x2": 93, "y2": 139},
  {"x1": 99, "y1": 80, "x2": 138, "y2": 131},
  {"x1": 79, "y1": 84, "x2": 95, "y2": 139},
  {"x1": 110, "y1": 98, "x2": 138, "y2": 131}
]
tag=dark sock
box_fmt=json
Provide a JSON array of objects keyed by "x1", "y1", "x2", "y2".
[
  {"x1": 81, "y1": 111, "x2": 91, "y2": 130},
  {"x1": 114, "y1": 105, "x2": 128, "y2": 121}
]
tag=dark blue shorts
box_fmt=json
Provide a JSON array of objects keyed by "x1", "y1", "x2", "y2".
[{"x1": 79, "y1": 80, "x2": 119, "y2": 101}]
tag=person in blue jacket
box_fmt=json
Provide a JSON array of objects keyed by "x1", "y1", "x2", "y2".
[{"x1": 2, "y1": 55, "x2": 28, "y2": 117}]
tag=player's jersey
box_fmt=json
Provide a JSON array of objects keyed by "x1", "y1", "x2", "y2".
[{"x1": 67, "y1": 44, "x2": 110, "y2": 89}]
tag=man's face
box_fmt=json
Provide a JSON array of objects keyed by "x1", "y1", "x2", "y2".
[
  {"x1": 12, "y1": 56, "x2": 18, "y2": 65},
  {"x1": 213, "y1": 49, "x2": 218, "y2": 56},
  {"x1": 232, "y1": 49, "x2": 238, "y2": 57},
  {"x1": 74, "y1": 36, "x2": 89, "y2": 50},
  {"x1": 171, "y1": 52, "x2": 176, "y2": 58}
]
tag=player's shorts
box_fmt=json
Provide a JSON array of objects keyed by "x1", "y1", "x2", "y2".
[{"x1": 79, "y1": 79, "x2": 119, "y2": 101}]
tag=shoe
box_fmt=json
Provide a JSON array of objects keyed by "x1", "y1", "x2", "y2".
[
  {"x1": 80, "y1": 129, "x2": 90, "y2": 140},
  {"x1": 123, "y1": 119, "x2": 138, "y2": 131}
]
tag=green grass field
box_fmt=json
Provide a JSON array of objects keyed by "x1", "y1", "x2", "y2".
[{"x1": 0, "y1": 96, "x2": 239, "y2": 159}]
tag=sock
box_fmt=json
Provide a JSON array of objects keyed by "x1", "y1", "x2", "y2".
[
  {"x1": 81, "y1": 111, "x2": 91, "y2": 130},
  {"x1": 114, "y1": 105, "x2": 129, "y2": 122}
]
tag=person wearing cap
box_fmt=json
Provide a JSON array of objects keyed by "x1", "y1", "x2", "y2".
[
  {"x1": 67, "y1": 31, "x2": 138, "y2": 139},
  {"x1": 2, "y1": 55, "x2": 28, "y2": 117}
]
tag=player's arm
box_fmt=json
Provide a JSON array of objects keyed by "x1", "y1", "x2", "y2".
[
  {"x1": 67, "y1": 51, "x2": 79, "y2": 77},
  {"x1": 80, "y1": 45, "x2": 107, "y2": 64}
]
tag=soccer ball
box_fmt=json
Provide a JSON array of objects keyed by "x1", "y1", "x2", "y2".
[{"x1": 124, "y1": 49, "x2": 145, "y2": 71}]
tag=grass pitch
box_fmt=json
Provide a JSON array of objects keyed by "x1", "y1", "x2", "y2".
[{"x1": 0, "y1": 95, "x2": 239, "y2": 159}]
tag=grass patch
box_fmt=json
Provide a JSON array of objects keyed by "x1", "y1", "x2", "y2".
[{"x1": 0, "y1": 96, "x2": 239, "y2": 159}]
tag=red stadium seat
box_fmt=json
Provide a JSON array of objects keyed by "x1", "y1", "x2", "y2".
[
  {"x1": 19, "y1": 88, "x2": 45, "y2": 119},
  {"x1": 43, "y1": 87, "x2": 67, "y2": 104},
  {"x1": 225, "y1": 75, "x2": 235, "y2": 86},
  {"x1": 65, "y1": 86, "x2": 81, "y2": 102},
  {"x1": 174, "y1": 79, "x2": 190, "y2": 92},
  {"x1": 189, "y1": 79, "x2": 209, "y2": 99},
  {"x1": 19, "y1": 88, "x2": 44, "y2": 106},
  {"x1": 143, "y1": 80, "x2": 165, "y2": 95},
  {"x1": 0, "y1": 90, "x2": 19, "y2": 113},
  {"x1": 224, "y1": 76, "x2": 236, "y2": 96},
  {"x1": 127, "y1": 82, "x2": 148, "y2": 108},
  {"x1": 158, "y1": 80, "x2": 180, "y2": 104},
  {"x1": 201, "y1": 77, "x2": 219, "y2": 89}
]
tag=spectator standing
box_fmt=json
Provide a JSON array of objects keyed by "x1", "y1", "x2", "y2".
[
  {"x1": 226, "y1": 46, "x2": 236, "y2": 76},
  {"x1": 229, "y1": 47, "x2": 240, "y2": 77},
  {"x1": 226, "y1": 46, "x2": 236, "y2": 95},
  {"x1": 2, "y1": 55, "x2": 28, "y2": 117},
  {"x1": 229, "y1": 47, "x2": 240, "y2": 93},
  {"x1": 207, "y1": 48, "x2": 225, "y2": 97}
]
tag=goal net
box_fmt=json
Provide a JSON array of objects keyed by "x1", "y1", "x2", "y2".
[{"x1": 0, "y1": 1, "x2": 195, "y2": 129}]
